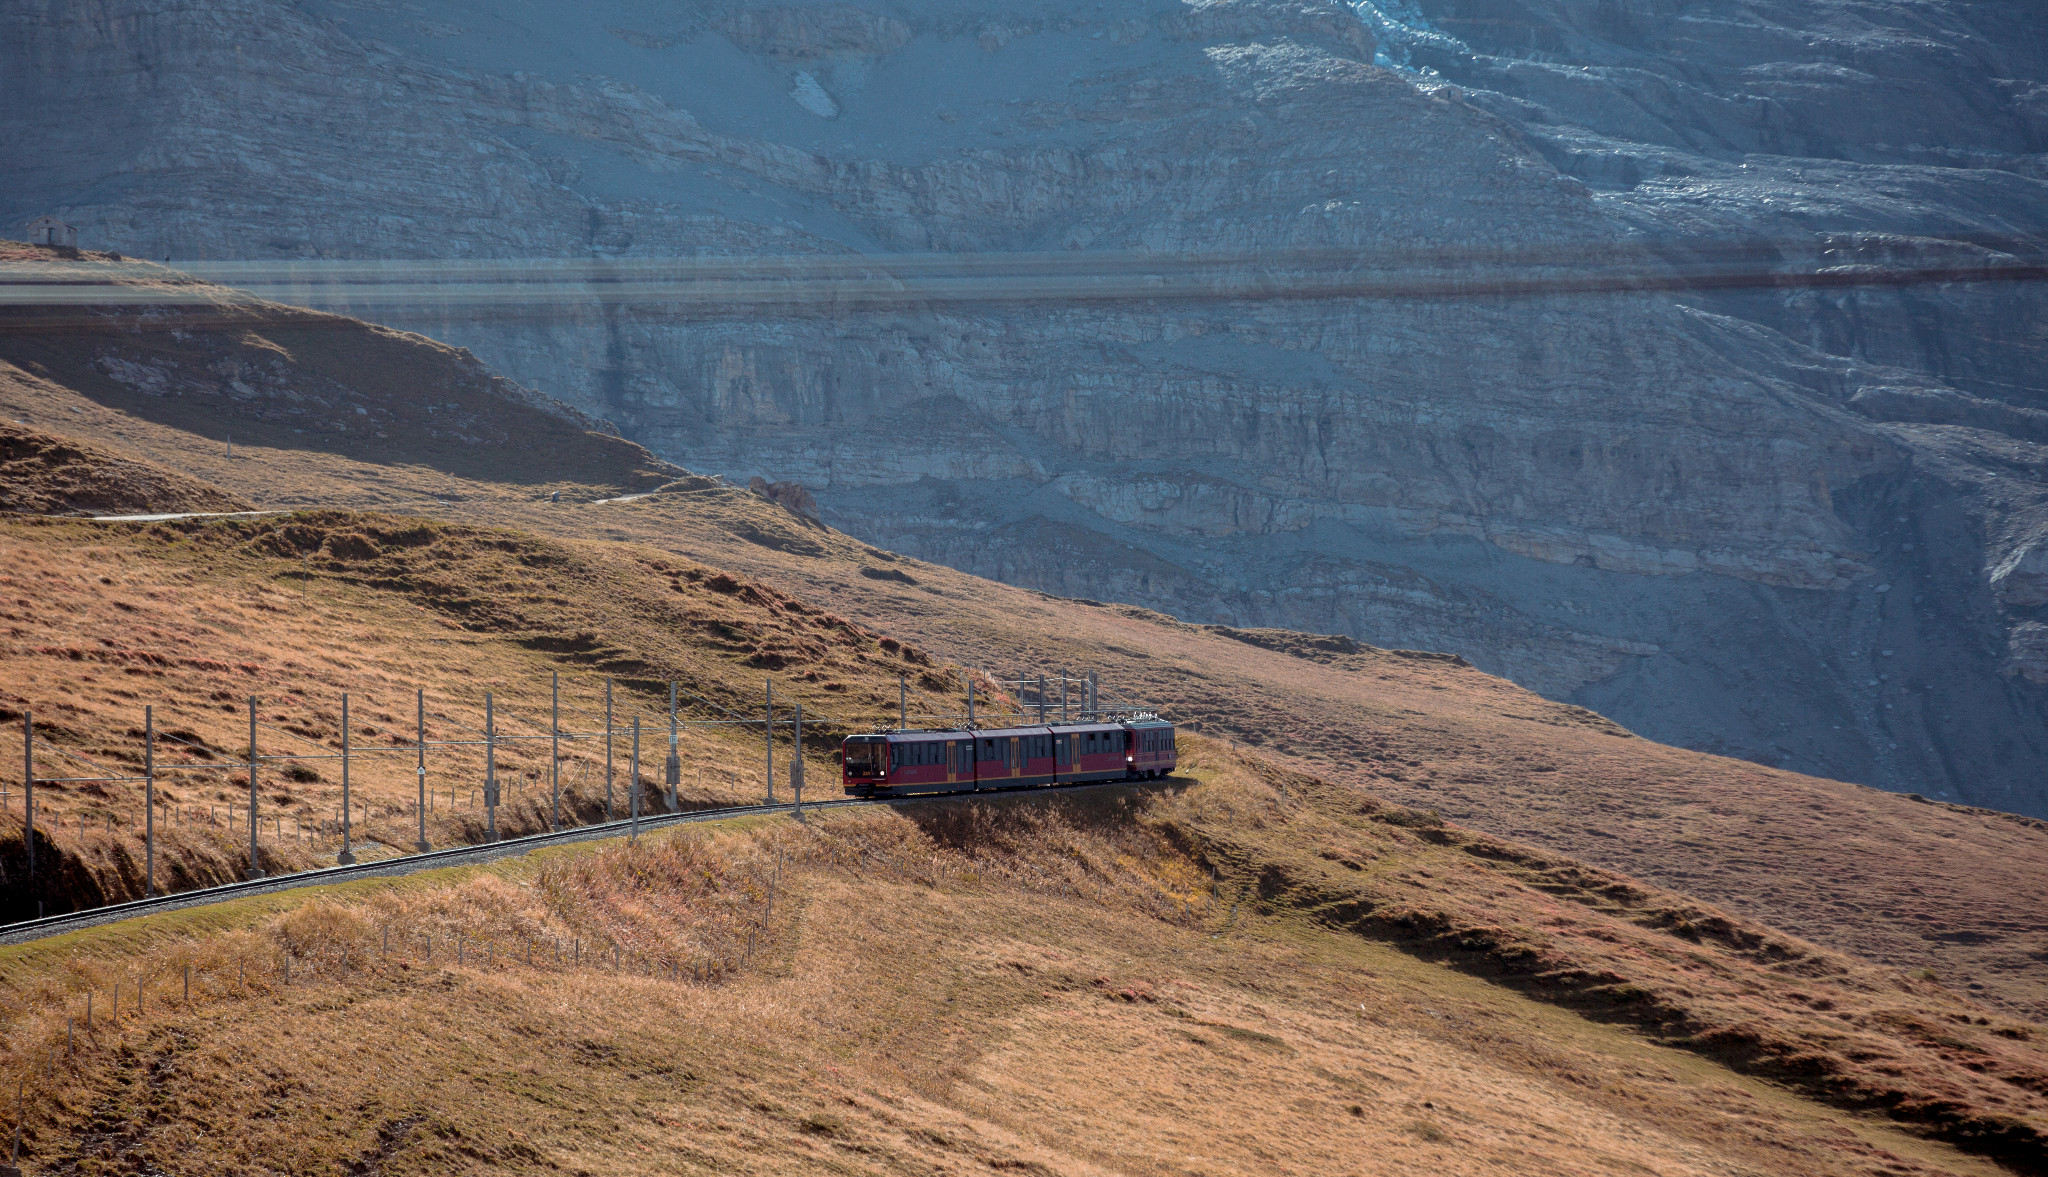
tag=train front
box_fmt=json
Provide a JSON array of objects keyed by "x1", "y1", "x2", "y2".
[{"x1": 841, "y1": 734, "x2": 889, "y2": 796}]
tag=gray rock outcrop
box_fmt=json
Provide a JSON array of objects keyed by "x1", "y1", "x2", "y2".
[{"x1": 3, "y1": 0, "x2": 2045, "y2": 810}]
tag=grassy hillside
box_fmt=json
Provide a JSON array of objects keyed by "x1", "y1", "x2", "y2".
[
  {"x1": 3, "y1": 748, "x2": 2044, "y2": 1175},
  {"x1": 5, "y1": 297, "x2": 2036, "y2": 1027},
  {"x1": 0, "y1": 509, "x2": 971, "y2": 916},
  {"x1": 0, "y1": 421, "x2": 249, "y2": 517},
  {"x1": 2, "y1": 251, "x2": 2046, "y2": 1172},
  {"x1": 0, "y1": 247, "x2": 680, "y2": 505},
  {"x1": 556, "y1": 493, "x2": 2048, "y2": 1023}
]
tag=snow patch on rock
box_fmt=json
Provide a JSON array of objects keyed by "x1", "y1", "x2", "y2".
[{"x1": 789, "y1": 71, "x2": 838, "y2": 118}]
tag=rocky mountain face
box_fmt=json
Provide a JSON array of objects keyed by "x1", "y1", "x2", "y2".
[{"x1": 3, "y1": 0, "x2": 2046, "y2": 811}]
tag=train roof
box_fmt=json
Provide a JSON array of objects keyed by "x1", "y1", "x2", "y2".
[
  {"x1": 974, "y1": 722, "x2": 1124, "y2": 737},
  {"x1": 845, "y1": 721, "x2": 1144, "y2": 742}
]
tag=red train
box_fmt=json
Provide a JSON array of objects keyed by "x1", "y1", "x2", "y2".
[{"x1": 839, "y1": 717, "x2": 1177, "y2": 797}]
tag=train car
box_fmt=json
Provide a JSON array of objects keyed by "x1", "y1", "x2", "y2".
[
  {"x1": 840, "y1": 730, "x2": 975, "y2": 797},
  {"x1": 1124, "y1": 717, "x2": 1177, "y2": 779},
  {"x1": 840, "y1": 717, "x2": 1178, "y2": 797},
  {"x1": 1056, "y1": 722, "x2": 1130, "y2": 784},
  {"x1": 971, "y1": 725, "x2": 1058, "y2": 789}
]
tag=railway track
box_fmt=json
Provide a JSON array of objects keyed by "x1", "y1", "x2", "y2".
[{"x1": 0, "y1": 779, "x2": 1140, "y2": 946}]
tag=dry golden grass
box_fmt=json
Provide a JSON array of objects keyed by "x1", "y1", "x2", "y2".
[
  {"x1": 559, "y1": 492, "x2": 2048, "y2": 1026},
  {"x1": 0, "y1": 510, "x2": 985, "y2": 917},
  {"x1": 0, "y1": 744, "x2": 2038, "y2": 1176},
  {"x1": 0, "y1": 421, "x2": 248, "y2": 517}
]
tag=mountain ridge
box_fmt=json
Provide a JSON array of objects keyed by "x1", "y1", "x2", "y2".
[{"x1": 7, "y1": 0, "x2": 2045, "y2": 809}]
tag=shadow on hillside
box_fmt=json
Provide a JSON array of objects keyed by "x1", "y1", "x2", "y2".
[
  {"x1": 894, "y1": 779, "x2": 1191, "y2": 851},
  {"x1": 0, "y1": 303, "x2": 682, "y2": 496}
]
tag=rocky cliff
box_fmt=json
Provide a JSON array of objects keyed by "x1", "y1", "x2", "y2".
[{"x1": 3, "y1": 0, "x2": 2046, "y2": 811}]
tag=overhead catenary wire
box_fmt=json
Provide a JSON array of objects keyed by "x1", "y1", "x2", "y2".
[
  {"x1": 10, "y1": 655, "x2": 1178, "y2": 908},
  {"x1": 26, "y1": 736, "x2": 146, "y2": 783},
  {"x1": 4, "y1": 237, "x2": 2042, "y2": 325}
]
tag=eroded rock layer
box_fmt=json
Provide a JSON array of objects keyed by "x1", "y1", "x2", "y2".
[{"x1": 3, "y1": 0, "x2": 2045, "y2": 809}]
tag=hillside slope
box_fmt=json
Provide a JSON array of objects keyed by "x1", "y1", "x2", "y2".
[
  {"x1": 0, "y1": 508, "x2": 968, "y2": 916},
  {"x1": 0, "y1": 247, "x2": 681, "y2": 506},
  {"x1": 0, "y1": 266, "x2": 2042, "y2": 1033},
  {"x1": 2, "y1": 747, "x2": 2045, "y2": 1175},
  {"x1": 0, "y1": 420, "x2": 248, "y2": 516},
  {"x1": 1, "y1": 270, "x2": 2046, "y2": 1170}
]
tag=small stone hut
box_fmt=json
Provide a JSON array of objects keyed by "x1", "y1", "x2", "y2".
[{"x1": 24, "y1": 216, "x2": 77, "y2": 248}]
